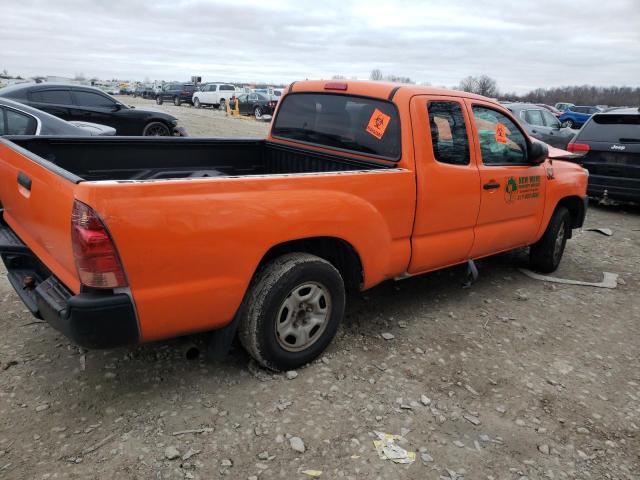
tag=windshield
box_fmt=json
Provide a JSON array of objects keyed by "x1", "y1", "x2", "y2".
[{"x1": 272, "y1": 93, "x2": 401, "y2": 160}]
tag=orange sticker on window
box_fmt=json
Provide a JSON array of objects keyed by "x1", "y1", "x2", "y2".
[
  {"x1": 366, "y1": 109, "x2": 391, "y2": 139},
  {"x1": 495, "y1": 122, "x2": 507, "y2": 144}
]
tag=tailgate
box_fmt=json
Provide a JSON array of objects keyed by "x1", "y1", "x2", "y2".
[{"x1": 0, "y1": 138, "x2": 81, "y2": 293}]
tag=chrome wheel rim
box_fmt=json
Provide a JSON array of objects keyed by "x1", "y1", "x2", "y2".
[
  {"x1": 275, "y1": 282, "x2": 331, "y2": 352},
  {"x1": 219, "y1": 100, "x2": 226, "y2": 110},
  {"x1": 255, "y1": 107, "x2": 262, "y2": 119},
  {"x1": 553, "y1": 222, "x2": 566, "y2": 262}
]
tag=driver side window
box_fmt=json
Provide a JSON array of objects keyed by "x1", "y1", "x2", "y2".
[{"x1": 472, "y1": 106, "x2": 527, "y2": 166}]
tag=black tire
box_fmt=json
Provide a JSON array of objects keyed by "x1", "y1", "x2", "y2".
[
  {"x1": 142, "y1": 121, "x2": 171, "y2": 136},
  {"x1": 254, "y1": 106, "x2": 262, "y2": 119},
  {"x1": 238, "y1": 253, "x2": 345, "y2": 371},
  {"x1": 562, "y1": 119, "x2": 574, "y2": 128},
  {"x1": 174, "y1": 96, "x2": 181, "y2": 106},
  {"x1": 156, "y1": 96, "x2": 163, "y2": 105},
  {"x1": 529, "y1": 206, "x2": 571, "y2": 273},
  {"x1": 219, "y1": 98, "x2": 226, "y2": 111},
  {"x1": 194, "y1": 98, "x2": 201, "y2": 109}
]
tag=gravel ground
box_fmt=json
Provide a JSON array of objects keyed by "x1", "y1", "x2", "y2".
[
  {"x1": 120, "y1": 95, "x2": 271, "y2": 138},
  {"x1": 0, "y1": 104, "x2": 638, "y2": 479}
]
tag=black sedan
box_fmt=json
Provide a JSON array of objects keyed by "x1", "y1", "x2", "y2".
[
  {"x1": 0, "y1": 83, "x2": 186, "y2": 136},
  {"x1": 231, "y1": 93, "x2": 277, "y2": 119},
  {"x1": 0, "y1": 97, "x2": 115, "y2": 136}
]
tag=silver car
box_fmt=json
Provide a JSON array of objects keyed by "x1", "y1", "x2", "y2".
[{"x1": 504, "y1": 103, "x2": 575, "y2": 149}]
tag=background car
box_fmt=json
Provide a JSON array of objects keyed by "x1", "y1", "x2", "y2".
[
  {"x1": 536, "y1": 104, "x2": 562, "y2": 116},
  {"x1": 567, "y1": 107, "x2": 640, "y2": 202},
  {"x1": 156, "y1": 83, "x2": 197, "y2": 106},
  {"x1": 505, "y1": 103, "x2": 576, "y2": 149},
  {"x1": 192, "y1": 83, "x2": 237, "y2": 109},
  {"x1": 0, "y1": 97, "x2": 115, "y2": 136},
  {"x1": 558, "y1": 105, "x2": 602, "y2": 128},
  {"x1": 0, "y1": 83, "x2": 185, "y2": 136},
  {"x1": 555, "y1": 102, "x2": 575, "y2": 112},
  {"x1": 230, "y1": 92, "x2": 277, "y2": 118},
  {"x1": 132, "y1": 86, "x2": 156, "y2": 99}
]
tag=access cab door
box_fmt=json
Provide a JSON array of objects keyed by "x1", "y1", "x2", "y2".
[
  {"x1": 407, "y1": 95, "x2": 481, "y2": 274},
  {"x1": 465, "y1": 100, "x2": 547, "y2": 258}
]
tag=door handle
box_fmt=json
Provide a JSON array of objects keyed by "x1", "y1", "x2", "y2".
[
  {"x1": 17, "y1": 172, "x2": 32, "y2": 191},
  {"x1": 531, "y1": 130, "x2": 537, "y2": 133},
  {"x1": 483, "y1": 181, "x2": 500, "y2": 190}
]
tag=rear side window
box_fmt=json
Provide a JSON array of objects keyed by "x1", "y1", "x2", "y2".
[
  {"x1": 579, "y1": 114, "x2": 640, "y2": 142},
  {"x1": 0, "y1": 108, "x2": 5, "y2": 133},
  {"x1": 74, "y1": 91, "x2": 116, "y2": 108},
  {"x1": 427, "y1": 101, "x2": 469, "y2": 165},
  {"x1": 4, "y1": 108, "x2": 37, "y2": 135},
  {"x1": 273, "y1": 93, "x2": 401, "y2": 160},
  {"x1": 472, "y1": 106, "x2": 528, "y2": 165},
  {"x1": 220, "y1": 85, "x2": 235, "y2": 91},
  {"x1": 524, "y1": 110, "x2": 545, "y2": 126},
  {"x1": 30, "y1": 89, "x2": 73, "y2": 105}
]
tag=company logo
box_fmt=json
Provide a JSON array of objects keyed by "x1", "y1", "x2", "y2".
[
  {"x1": 611, "y1": 144, "x2": 626, "y2": 151},
  {"x1": 505, "y1": 177, "x2": 518, "y2": 203}
]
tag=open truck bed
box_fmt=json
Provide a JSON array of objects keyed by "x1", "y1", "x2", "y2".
[{"x1": 8, "y1": 136, "x2": 389, "y2": 182}]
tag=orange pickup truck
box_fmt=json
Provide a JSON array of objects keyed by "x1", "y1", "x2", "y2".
[{"x1": 0, "y1": 81, "x2": 587, "y2": 370}]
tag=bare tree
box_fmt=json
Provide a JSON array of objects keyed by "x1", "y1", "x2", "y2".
[
  {"x1": 475, "y1": 75, "x2": 499, "y2": 97},
  {"x1": 370, "y1": 69, "x2": 383, "y2": 81},
  {"x1": 458, "y1": 75, "x2": 478, "y2": 93}
]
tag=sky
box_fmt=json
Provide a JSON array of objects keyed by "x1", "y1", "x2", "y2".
[{"x1": 1, "y1": 0, "x2": 639, "y2": 94}]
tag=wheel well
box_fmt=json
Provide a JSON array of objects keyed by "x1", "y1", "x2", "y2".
[
  {"x1": 259, "y1": 237, "x2": 363, "y2": 291},
  {"x1": 557, "y1": 196, "x2": 585, "y2": 230}
]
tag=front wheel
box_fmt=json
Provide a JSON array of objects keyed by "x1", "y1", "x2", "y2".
[
  {"x1": 194, "y1": 98, "x2": 201, "y2": 108},
  {"x1": 254, "y1": 106, "x2": 263, "y2": 119},
  {"x1": 529, "y1": 206, "x2": 571, "y2": 273},
  {"x1": 219, "y1": 99, "x2": 226, "y2": 111},
  {"x1": 156, "y1": 96, "x2": 163, "y2": 105},
  {"x1": 142, "y1": 121, "x2": 171, "y2": 136},
  {"x1": 174, "y1": 96, "x2": 181, "y2": 106},
  {"x1": 562, "y1": 119, "x2": 574, "y2": 128},
  {"x1": 238, "y1": 253, "x2": 345, "y2": 371}
]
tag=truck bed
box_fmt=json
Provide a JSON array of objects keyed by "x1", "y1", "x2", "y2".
[{"x1": 7, "y1": 137, "x2": 389, "y2": 182}]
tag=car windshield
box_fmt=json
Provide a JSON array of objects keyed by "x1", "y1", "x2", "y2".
[
  {"x1": 272, "y1": 93, "x2": 401, "y2": 160},
  {"x1": 579, "y1": 114, "x2": 640, "y2": 142}
]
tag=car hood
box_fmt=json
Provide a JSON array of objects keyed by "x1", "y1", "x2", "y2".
[{"x1": 68, "y1": 121, "x2": 117, "y2": 136}]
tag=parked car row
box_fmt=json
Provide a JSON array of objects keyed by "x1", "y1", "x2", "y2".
[{"x1": 0, "y1": 83, "x2": 186, "y2": 136}]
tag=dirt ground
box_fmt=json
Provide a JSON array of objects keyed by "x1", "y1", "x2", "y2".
[
  {"x1": 121, "y1": 95, "x2": 271, "y2": 138},
  {"x1": 0, "y1": 103, "x2": 638, "y2": 479}
]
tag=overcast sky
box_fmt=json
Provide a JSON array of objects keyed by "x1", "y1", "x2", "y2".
[{"x1": 2, "y1": 0, "x2": 639, "y2": 93}]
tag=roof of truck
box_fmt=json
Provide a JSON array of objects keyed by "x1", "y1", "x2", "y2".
[{"x1": 288, "y1": 80, "x2": 499, "y2": 104}]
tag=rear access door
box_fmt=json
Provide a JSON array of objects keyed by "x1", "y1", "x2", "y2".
[
  {"x1": 407, "y1": 95, "x2": 481, "y2": 274},
  {"x1": 0, "y1": 138, "x2": 81, "y2": 294}
]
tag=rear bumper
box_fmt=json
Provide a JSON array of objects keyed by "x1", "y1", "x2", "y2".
[
  {"x1": 588, "y1": 174, "x2": 640, "y2": 202},
  {"x1": 0, "y1": 219, "x2": 139, "y2": 349}
]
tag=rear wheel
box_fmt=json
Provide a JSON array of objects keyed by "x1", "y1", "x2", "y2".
[
  {"x1": 529, "y1": 206, "x2": 571, "y2": 273},
  {"x1": 562, "y1": 119, "x2": 574, "y2": 128},
  {"x1": 156, "y1": 96, "x2": 163, "y2": 105},
  {"x1": 174, "y1": 96, "x2": 181, "y2": 106},
  {"x1": 238, "y1": 253, "x2": 345, "y2": 371},
  {"x1": 219, "y1": 99, "x2": 226, "y2": 111},
  {"x1": 142, "y1": 121, "x2": 171, "y2": 136}
]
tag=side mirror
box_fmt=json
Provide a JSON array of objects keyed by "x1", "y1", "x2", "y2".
[
  {"x1": 112, "y1": 104, "x2": 122, "y2": 111},
  {"x1": 529, "y1": 141, "x2": 548, "y2": 164}
]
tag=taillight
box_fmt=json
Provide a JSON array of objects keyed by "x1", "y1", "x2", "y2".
[
  {"x1": 567, "y1": 143, "x2": 590, "y2": 153},
  {"x1": 71, "y1": 200, "x2": 127, "y2": 289}
]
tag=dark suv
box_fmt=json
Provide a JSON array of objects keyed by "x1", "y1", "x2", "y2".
[
  {"x1": 567, "y1": 107, "x2": 640, "y2": 202},
  {"x1": 156, "y1": 83, "x2": 197, "y2": 106}
]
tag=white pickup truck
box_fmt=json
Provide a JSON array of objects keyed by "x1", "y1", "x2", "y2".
[{"x1": 192, "y1": 83, "x2": 238, "y2": 110}]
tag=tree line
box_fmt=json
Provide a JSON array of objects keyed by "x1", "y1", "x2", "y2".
[{"x1": 364, "y1": 70, "x2": 639, "y2": 107}]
